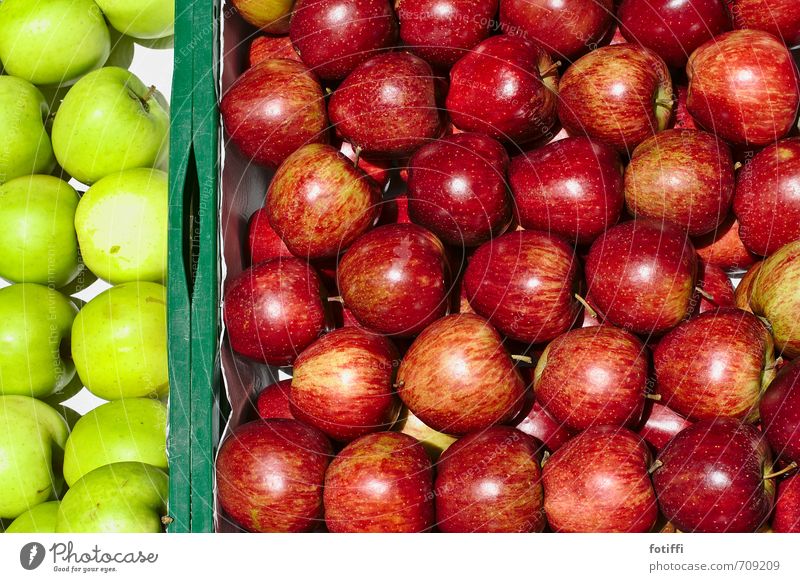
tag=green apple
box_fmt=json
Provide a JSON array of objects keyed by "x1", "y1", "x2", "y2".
[
  {"x1": 72, "y1": 282, "x2": 168, "y2": 400},
  {"x1": 63, "y1": 398, "x2": 167, "y2": 487},
  {"x1": 0, "y1": 175, "x2": 81, "y2": 287},
  {"x1": 52, "y1": 67, "x2": 169, "y2": 185},
  {"x1": 75, "y1": 169, "x2": 167, "y2": 284},
  {"x1": 0, "y1": 284, "x2": 77, "y2": 398},
  {"x1": 56, "y1": 462, "x2": 168, "y2": 533},
  {"x1": 0, "y1": 76, "x2": 56, "y2": 184},
  {"x1": 96, "y1": 0, "x2": 174, "y2": 40},
  {"x1": 5, "y1": 501, "x2": 60, "y2": 533},
  {"x1": 0, "y1": 0, "x2": 110, "y2": 86},
  {"x1": 0, "y1": 396, "x2": 69, "y2": 519}
]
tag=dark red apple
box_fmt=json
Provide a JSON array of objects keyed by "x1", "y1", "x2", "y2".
[
  {"x1": 248, "y1": 207, "x2": 293, "y2": 265},
  {"x1": 290, "y1": 0, "x2": 397, "y2": 81},
  {"x1": 464, "y1": 230, "x2": 580, "y2": 344},
  {"x1": 265, "y1": 143, "x2": 381, "y2": 260},
  {"x1": 585, "y1": 219, "x2": 698, "y2": 336},
  {"x1": 396, "y1": 314, "x2": 526, "y2": 435},
  {"x1": 509, "y1": 136, "x2": 624, "y2": 245},
  {"x1": 638, "y1": 400, "x2": 692, "y2": 452},
  {"x1": 220, "y1": 59, "x2": 328, "y2": 168},
  {"x1": 729, "y1": 0, "x2": 800, "y2": 48},
  {"x1": 323, "y1": 432, "x2": 434, "y2": 532},
  {"x1": 652, "y1": 418, "x2": 774, "y2": 532},
  {"x1": 499, "y1": 0, "x2": 614, "y2": 62},
  {"x1": 773, "y1": 474, "x2": 800, "y2": 532},
  {"x1": 328, "y1": 52, "x2": 445, "y2": 158},
  {"x1": 216, "y1": 419, "x2": 332, "y2": 532},
  {"x1": 336, "y1": 223, "x2": 449, "y2": 336},
  {"x1": 406, "y1": 132, "x2": 512, "y2": 247},
  {"x1": 686, "y1": 29, "x2": 800, "y2": 147},
  {"x1": 760, "y1": 359, "x2": 800, "y2": 464},
  {"x1": 446, "y1": 35, "x2": 559, "y2": 146},
  {"x1": 696, "y1": 261, "x2": 736, "y2": 314},
  {"x1": 557, "y1": 44, "x2": 673, "y2": 153},
  {"x1": 534, "y1": 325, "x2": 648, "y2": 432},
  {"x1": 256, "y1": 379, "x2": 294, "y2": 419},
  {"x1": 223, "y1": 258, "x2": 327, "y2": 366},
  {"x1": 290, "y1": 327, "x2": 399, "y2": 441},
  {"x1": 436, "y1": 427, "x2": 545, "y2": 532},
  {"x1": 515, "y1": 400, "x2": 573, "y2": 452},
  {"x1": 624, "y1": 129, "x2": 735, "y2": 236},
  {"x1": 734, "y1": 138, "x2": 800, "y2": 256},
  {"x1": 618, "y1": 0, "x2": 731, "y2": 69},
  {"x1": 693, "y1": 215, "x2": 758, "y2": 271},
  {"x1": 543, "y1": 426, "x2": 658, "y2": 532},
  {"x1": 395, "y1": 0, "x2": 497, "y2": 69},
  {"x1": 248, "y1": 35, "x2": 301, "y2": 67}
]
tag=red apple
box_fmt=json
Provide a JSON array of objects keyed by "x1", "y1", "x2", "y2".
[
  {"x1": 396, "y1": 314, "x2": 526, "y2": 435},
  {"x1": 686, "y1": 29, "x2": 800, "y2": 147},
  {"x1": 248, "y1": 207, "x2": 293, "y2": 265},
  {"x1": 256, "y1": 379, "x2": 294, "y2": 419},
  {"x1": 446, "y1": 35, "x2": 559, "y2": 146},
  {"x1": 624, "y1": 129, "x2": 735, "y2": 236},
  {"x1": 223, "y1": 258, "x2": 327, "y2": 366},
  {"x1": 328, "y1": 52, "x2": 445, "y2": 158},
  {"x1": 265, "y1": 143, "x2": 381, "y2": 260},
  {"x1": 337, "y1": 224, "x2": 449, "y2": 336},
  {"x1": 760, "y1": 359, "x2": 800, "y2": 464},
  {"x1": 557, "y1": 44, "x2": 673, "y2": 153},
  {"x1": 248, "y1": 35, "x2": 301, "y2": 67},
  {"x1": 773, "y1": 474, "x2": 800, "y2": 532},
  {"x1": 734, "y1": 138, "x2": 800, "y2": 256},
  {"x1": 729, "y1": 0, "x2": 800, "y2": 48},
  {"x1": 618, "y1": 0, "x2": 731, "y2": 68},
  {"x1": 290, "y1": 0, "x2": 398, "y2": 81},
  {"x1": 220, "y1": 59, "x2": 328, "y2": 168},
  {"x1": 543, "y1": 426, "x2": 658, "y2": 532},
  {"x1": 672, "y1": 85, "x2": 698, "y2": 130},
  {"x1": 216, "y1": 419, "x2": 332, "y2": 532},
  {"x1": 464, "y1": 230, "x2": 580, "y2": 344},
  {"x1": 637, "y1": 400, "x2": 692, "y2": 452},
  {"x1": 232, "y1": 0, "x2": 294, "y2": 34},
  {"x1": 693, "y1": 215, "x2": 758, "y2": 271},
  {"x1": 509, "y1": 136, "x2": 624, "y2": 245},
  {"x1": 696, "y1": 261, "x2": 736, "y2": 314},
  {"x1": 515, "y1": 400, "x2": 573, "y2": 452},
  {"x1": 406, "y1": 133, "x2": 512, "y2": 247},
  {"x1": 652, "y1": 418, "x2": 774, "y2": 532},
  {"x1": 436, "y1": 427, "x2": 545, "y2": 532},
  {"x1": 323, "y1": 432, "x2": 434, "y2": 532},
  {"x1": 735, "y1": 260, "x2": 762, "y2": 312},
  {"x1": 585, "y1": 219, "x2": 698, "y2": 336}
]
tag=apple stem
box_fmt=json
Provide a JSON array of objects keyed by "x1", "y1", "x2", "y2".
[
  {"x1": 695, "y1": 286, "x2": 715, "y2": 302},
  {"x1": 644, "y1": 393, "x2": 662, "y2": 401},
  {"x1": 393, "y1": 381, "x2": 405, "y2": 389},
  {"x1": 142, "y1": 85, "x2": 157, "y2": 104},
  {"x1": 161, "y1": 515, "x2": 174, "y2": 525},
  {"x1": 353, "y1": 146, "x2": 362, "y2": 168},
  {"x1": 763, "y1": 461, "x2": 798, "y2": 481},
  {"x1": 648, "y1": 460, "x2": 663, "y2": 474},
  {"x1": 325, "y1": 86, "x2": 332, "y2": 96},
  {"x1": 511, "y1": 354, "x2": 533, "y2": 365},
  {"x1": 327, "y1": 295, "x2": 344, "y2": 304},
  {"x1": 574, "y1": 293, "x2": 598, "y2": 320},
  {"x1": 541, "y1": 61, "x2": 561, "y2": 78},
  {"x1": 734, "y1": 161, "x2": 743, "y2": 171}
]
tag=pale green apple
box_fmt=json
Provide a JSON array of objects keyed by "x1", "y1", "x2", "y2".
[
  {"x1": 96, "y1": 0, "x2": 174, "y2": 40},
  {"x1": 5, "y1": 501, "x2": 60, "y2": 533},
  {"x1": 0, "y1": 396, "x2": 69, "y2": 519},
  {"x1": 0, "y1": 175, "x2": 81, "y2": 287},
  {"x1": 233, "y1": 0, "x2": 294, "y2": 34},
  {"x1": 72, "y1": 282, "x2": 168, "y2": 400},
  {"x1": 0, "y1": 0, "x2": 110, "y2": 86},
  {"x1": 63, "y1": 398, "x2": 167, "y2": 487},
  {"x1": 0, "y1": 76, "x2": 56, "y2": 184},
  {"x1": 75, "y1": 168, "x2": 167, "y2": 284},
  {"x1": 52, "y1": 67, "x2": 169, "y2": 185},
  {"x1": 0, "y1": 284, "x2": 78, "y2": 398},
  {"x1": 56, "y1": 462, "x2": 168, "y2": 533}
]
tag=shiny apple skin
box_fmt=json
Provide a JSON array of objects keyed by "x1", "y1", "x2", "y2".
[
  {"x1": 773, "y1": 474, "x2": 800, "y2": 532},
  {"x1": 618, "y1": 0, "x2": 731, "y2": 69},
  {"x1": 499, "y1": 0, "x2": 614, "y2": 63},
  {"x1": 396, "y1": 0, "x2": 497, "y2": 69},
  {"x1": 535, "y1": 325, "x2": 648, "y2": 432},
  {"x1": 652, "y1": 418, "x2": 774, "y2": 533},
  {"x1": 248, "y1": 207, "x2": 294, "y2": 265},
  {"x1": 464, "y1": 230, "x2": 580, "y2": 344},
  {"x1": 693, "y1": 215, "x2": 758, "y2": 271},
  {"x1": 328, "y1": 52, "x2": 445, "y2": 158},
  {"x1": 256, "y1": 379, "x2": 295, "y2": 419},
  {"x1": 543, "y1": 426, "x2": 658, "y2": 533},
  {"x1": 686, "y1": 30, "x2": 800, "y2": 148},
  {"x1": 220, "y1": 59, "x2": 328, "y2": 168},
  {"x1": 760, "y1": 359, "x2": 800, "y2": 464},
  {"x1": 509, "y1": 136, "x2": 624, "y2": 245},
  {"x1": 436, "y1": 427, "x2": 545, "y2": 532},
  {"x1": 729, "y1": 0, "x2": 800, "y2": 48},
  {"x1": 396, "y1": 314, "x2": 526, "y2": 435},
  {"x1": 406, "y1": 132, "x2": 512, "y2": 247},
  {"x1": 216, "y1": 419, "x2": 333, "y2": 532},
  {"x1": 248, "y1": 35, "x2": 301, "y2": 67},
  {"x1": 624, "y1": 129, "x2": 735, "y2": 237},
  {"x1": 557, "y1": 44, "x2": 673, "y2": 154},
  {"x1": 323, "y1": 432, "x2": 434, "y2": 532},
  {"x1": 515, "y1": 399, "x2": 573, "y2": 452},
  {"x1": 733, "y1": 138, "x2": 800, "y2": 257},
  {"x1": 696, "y1": 261, "x2": 736, "y2": 314},
  {"x1": 637, "y1": 401, "x2": 692, "y2": 452},
  {"x1": 290, "y1": 0, "x2": 398, "y2": 81},
  {"x1": 223, "y1": 258, "x2": 327, "y2": 366},
  {"x1": 265, "y1": 143, "x2": 382, "y2": 260},
  {"x1": 446, "y1": 35, "x2": 559, "y2": 146}
]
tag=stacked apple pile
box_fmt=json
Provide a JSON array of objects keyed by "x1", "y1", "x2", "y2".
[
  {"x1": 216, "y1": 0, "x2": 800, "y2": 533},
  {"x1": 0, "y1": 0, "x2": 173, "y2": 533}
]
